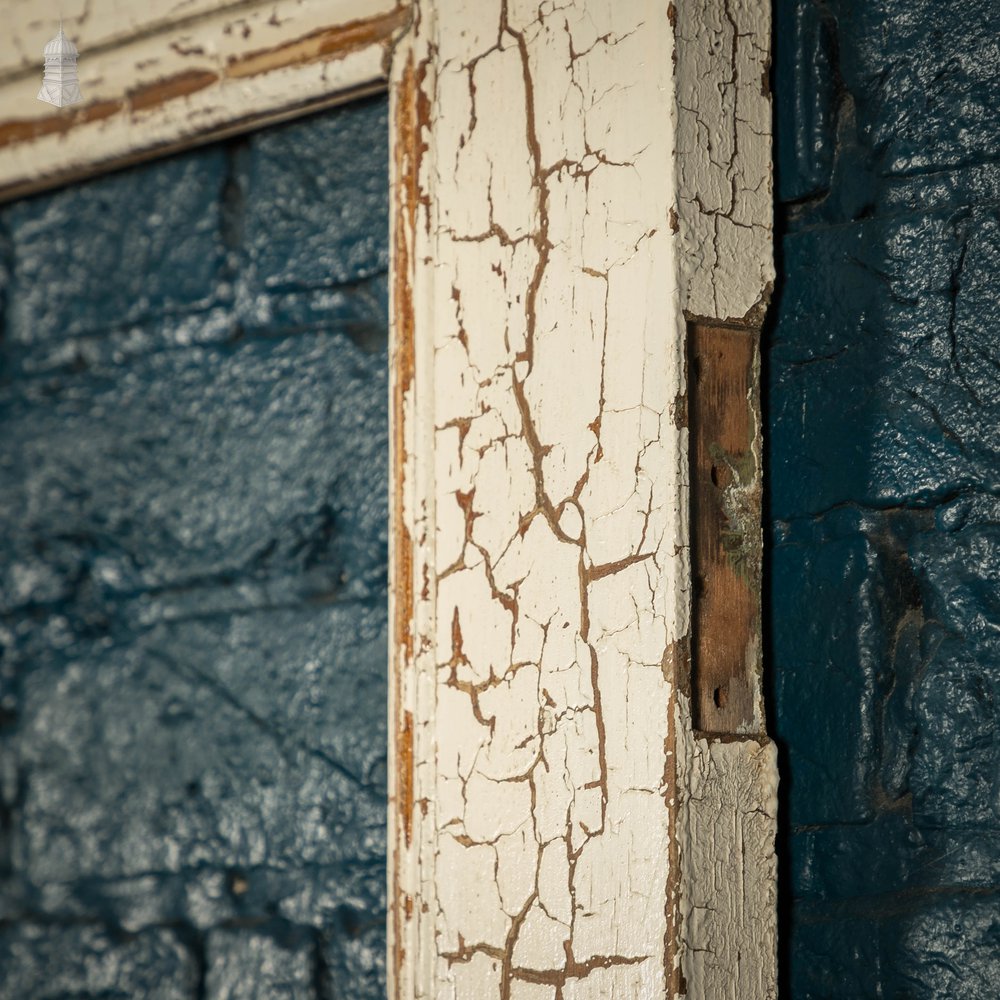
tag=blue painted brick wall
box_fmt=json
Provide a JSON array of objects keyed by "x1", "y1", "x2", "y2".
[
  {"x1": 0, "y1": 96, "x2": 389, "y2": 999},
  {"x1": 771, "y1": 1, "x2": 1000, "y2": 995}
]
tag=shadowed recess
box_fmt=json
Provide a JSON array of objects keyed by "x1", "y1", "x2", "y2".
[{"x1": 770, "y1": 1, "x2": 1000, "y2": 995}]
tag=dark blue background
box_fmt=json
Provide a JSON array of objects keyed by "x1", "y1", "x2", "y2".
[
  {"x1": 771, "y1": 1, "x2": 1000, "y2": 994},
  {"x1": 0, "y1": 96, "x2": 390, "y2": 999}
]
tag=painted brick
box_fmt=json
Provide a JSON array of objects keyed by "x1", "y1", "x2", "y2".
[
  {"x1": 4, "y1": 151, "x2": 228, "y2": 346},
  {"x1": 0, "y1": 333, "x2": 387, "y2": 606},
  {"x1": 239, "y1": 99, "x2": 390, "y2": 317},
  {"x1": 0, "y1": 924, "x2": 199, "y2": 998},
  {"x1": 773, "y1": 0, "x2": 838, "y2": 203},
  {"x1": 205, "y1": 925, "x2": 316, "y2": 1000},
  {"x1": 321, "y1": 906, "x2": 386, "y2": 1000},
  {"x1": 831, "y1": 0, "x2": 1000, "y2": 180},
  {"x1": 10, "y1": 608, "x2": 385, "y2": 884},
  {"x1": 908, "y1": 564, "x2": 1000, "y2": 831},
  {"x1": 789, "y1": 911, "x2": 882, "y2": 1000},
  {"x1": 772, "y1": 0, "x2": 1000, "y2": 993},
  {"x1": 0, "y1": 98, "x2": 388, "y2": 997},
  {"x1": 772, "y1": 209, "x2": 1000, "y2": 517},
  {"x1": 793, "y1": 894, "x2": 1000, "y2": 1000},
  {"x1": 889, "y1": 895, "x2": 1000, "y2": 997},
  {"x1": 772, "y1": 512, "x2": 878, "y2": 826}
]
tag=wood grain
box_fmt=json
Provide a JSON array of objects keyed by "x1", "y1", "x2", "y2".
[{"x1": 689, "y1": 322, "x2": 763, "y2": 734}]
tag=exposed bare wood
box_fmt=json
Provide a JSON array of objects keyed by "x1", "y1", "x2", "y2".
[
  {"x1": 673, "y1": 3, "x2": 777, "y2": 996},
  {"x1": 227, "y1": 12, "x2": 410, "y2": 78},
  {"x1": 0, "y1": 1, "x2": 261, "y2": 82},
  {"x1": 389, "y1": 44, "x2": 424, "y2": 993},
  {"x1": 688, "y1": 322, "x2": 763, "y2": 734},
  {"x1": 128, "y1": 68, "x2": 219, "y2": 111},
  {"x1": 0, "y1": 0, "x2": 779, "y2": 994}
]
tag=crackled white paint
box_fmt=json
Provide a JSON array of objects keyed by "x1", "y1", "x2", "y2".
[
  {"x1": 672, "y1": 2, "x2": 777, "y2": 995},
  {"x1": 678, "y1": 733, "x2": 778, "y2": 1000},
  {"x1": 675, "y1": 0, "x2": 774, "y2": 322},
  {"x1": 0, "y1": 0, "x2": 403, "y2": 201},
  {"x1": 390, "y1": 1, "x2": 776, "y2": 998},
  {"x1": 1, "y1": 0, "x2": 254, "y2": 78},
  {"x1": 2, "y1": 0, "x2": 777, "y2": 992},
  {"x1": 672, "y1": 4, "x2": 777, "y2": 995},
  {"x1": 390, "y1": 1, "x2": 685, "y2": 997}
]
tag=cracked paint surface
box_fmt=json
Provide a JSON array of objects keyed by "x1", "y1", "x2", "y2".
[
  {"x1": 675, "y1": 0, "x2": 773, "y2": 324},
  {"x1": 0, "y1": 0, "x2": 404, "y2": 201},
  {"x1": 677, "y1": 730, "x2": 777, "y2": 1000},
  {"x1": 390, "y1": 2, "x2": 686, "y2": 997},
  {"x1": 671, "y1": 2, "x2": 776, "y2": 995}
]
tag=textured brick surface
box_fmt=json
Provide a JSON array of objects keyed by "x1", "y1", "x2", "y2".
[
  {"x1": 205, "y1": 926, "x2": 316, "y2": 1000},
  {"x1": 0, "y1": 96, "x2": 388, "y2": 998},
  {"x1": 240, "y1": 107, "x2": 390, "y2": 296},
  {"x1": 772, "y1": 1, "x2": 1000, "y2": 994},
  {"x1": 0, "y1": 924, "x2": 199, "y2": 999},
  {"x1": 5, "y1": 152, "x2": 228, "y2": 346}
]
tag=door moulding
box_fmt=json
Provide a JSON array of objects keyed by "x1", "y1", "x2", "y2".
[
  {"x1": 0, "y1": 0, "x2": 407, "y2": 203},
  {"x1": 388, "y1": 1, "x2": 776, "y2": 997}
]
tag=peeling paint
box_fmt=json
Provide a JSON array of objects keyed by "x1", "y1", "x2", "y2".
[
  {"x1": 672, "y1": 3, "x2": 776, "y2": 995},
  {"x1": 389, "y1": 47, "x2": 423, "y2": 998},
  {"x1": 390, "y1": 1, "x2": 777, "y2": 997},
  {"x1": 0, "y1": 0, "x2": 404, "y2": 203},
  {"x1": 1, "y1": 0, "x2": 780, "y2": 993},
  {"x1": 128, "y1": 68, "x2": 218, "y2": 111},
  {"x1": 675, "y1": 0, "x2": 774, "y2": 323},
  {"x1": 677, "y1": 721, "x2": 778, "y2": 1000},
  {"x1": 227, "y1": 9, "x2": 409, "y2": 79},
  {"x1": 0, "y1": 99, "x2": 120, "y2": 150},
  {"x1": 387, "y1": 0, "x2": 773, "y2": 996}
]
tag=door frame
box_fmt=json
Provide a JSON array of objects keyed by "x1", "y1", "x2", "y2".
[{"x1": 0, "y1": 3, "x2": 778, "y2": 997}]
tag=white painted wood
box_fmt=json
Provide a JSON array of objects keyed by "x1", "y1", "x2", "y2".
[
  {"x1": 675, "y1": 0, "x2": 774, "y2": 323},
  {"x1": 672, "y1": 3, "x2": 777, "y2": 996},
  {"x1": 390, "y1": 0, "x2": 685, "y2": 995},
  {"x1": 0, "y1": 0, "x2": 405, "y2": 201},
  {"x1": 678, "y1": 731, "x2": 779, "y2": 1000},
  {"x1": 389, "y1": 1, "x2": 777, "y2": 997},
  {"x1": 1, "y1": 0, "x2": 253, "y2": 80}
]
